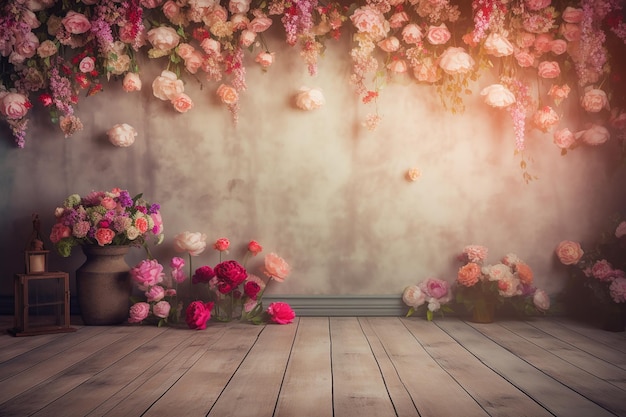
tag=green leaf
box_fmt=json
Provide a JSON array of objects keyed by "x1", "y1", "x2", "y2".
[
  {"x1": 405, "y1": 307, "x2": 415, "y2": 318},
  {"x1": 427, "y1": 310, "x2": 433, "y2": 321}
]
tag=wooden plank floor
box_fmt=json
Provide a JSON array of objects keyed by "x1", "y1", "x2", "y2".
[{"x1": 0, "y1": 316, "x2": 624, "y2": 417}]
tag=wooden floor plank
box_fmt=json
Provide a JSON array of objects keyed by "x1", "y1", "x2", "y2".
[
  {"x1": 329, "y1": 317, "x2": 399, "y2": 417},
  {"x1": 470, "y1": 320, "x2": 626, "y2": 416},
  {"x1": 274, "y1": 317, "x2": 333, "y2": 417},
  {"x1": 141, "y1": 322, "x2": 265, "y2": 417},
  {"x1": 359, "y1": 318, "x2": 419, "y2": 417},
  {"x1": 402, "y1": 317, "x2": 553, "y2": 417},
  {"x1": 437, "y1": 319, "x2": 616, "y2": 417},
  {"x1": 368, "y1": 317, "x2": 488, "y2": 417}
]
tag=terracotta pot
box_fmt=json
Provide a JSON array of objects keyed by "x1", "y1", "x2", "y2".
[
  {"x1": 76, "y1": 245, "x2": 132, "y2": 325},
  {"x1": 471, "y1": 299, "x2": 496, "y2": 323}
]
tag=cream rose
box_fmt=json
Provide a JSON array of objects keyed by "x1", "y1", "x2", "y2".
[
  {"x1": 147, "y1": 26, "x2": 181, "y2": 52},
  {"x1": 1, "y1": 93, "x2": 31, "y2": 120},
  {"x1": 171, "y1": 93, "x2": 194, "y2": 113},
  {"x1": 439, "y1": 47, "x2": 475, "y2": 75},
  {"x1": 480, "y1": 84, "x2": 516, "y2": 108},
  {"x1": 108, "y1": 54, "x2": 131, "y2": 75},
  {"x1": 216, "y1": 84, "x2": 238, "y2": 105},
  {"x1": 533, "y1": 289, "x2": 550, "y2": 312},
  {"x1": 378, "y1": 36, "x2": 400, "y2": 52},
  {"x1": 122, "y1": 72, "x2": 142, "y2": 92},
  {"x1": 537, "y1": 61, "x2": 560, "y2": 78},
  {"x1": 555, "y1": 240, "x2": 583, "y2": 265},
  {"x1": 577, "y1": 124, "x2": 610, "y2": 146},
  {"x1": 350, "y1": 6, "x2": 389, "y2": 41},
  {"x1": 239, "y1": 29, "x2": 256, "y2": 47},
  {"x1": 295, "y1": 87, "x2": 325, "y2": 110},
  {"x1": 580, "y1": 88, "x2": 609, "y2": 113},
  {"x1": 200, "y1": 38, "x2": 221, "y2": 54},
  {"x1": 107, "y1": 123, "x2": 137, "y2": 147},
  {"x1": 62, "y1": 11, "x2": 91, "y2": 34},
  {"x1": 152, "y1": 70, "x2": 184, "y2": 101},
  {"x1": 173, "y1": 231, "x2": 207, "y2": 256},
  {"x1": 387, "y1": 59, "x2": 408, "y2": 73},
  {"x1": 402, "y1": 23, "x2": 423, "y2": 44},
  {"x1": 426, "y1": 23, "x2": 451, "y2": 45},
  {"x1": 483, "y1": 33, "x2": 513, "y2": 57},
  {"x1": 229, "y1": 0, "x2": 252, "y2": 14},
  {"x1": 36, "y1": 39, "x2": 58, "y2": 58},
  {"x1": 553, "y1": 128, "x2": 575, "y2": 149},
  {"x1": 402, "y1": 285, "x2": 425, "y2": 308}
]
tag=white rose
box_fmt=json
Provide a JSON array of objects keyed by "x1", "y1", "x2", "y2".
[
  {"x1": 480, "y1": 84, "x2": 516, "y2": 108},
  {"x1": 576, "y1": 124, "x2": 610, "y2": 146},
  {"x1": 152, "y1": 70, "x2": 184, "y2": 101},
  {"x1": 107, "y1": 123, "x2": 137, "y2": 147},
  {"x1": 295, "y1": 87, "x2": 325, "y2": 111}
]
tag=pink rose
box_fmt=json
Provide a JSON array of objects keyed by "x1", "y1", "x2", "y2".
[
  {"x1": 62, "y1": 11, "x2": 91, "y2": 34},
  {"x1": 533, "y1": 106, "x2": 559, "y2": 132},
  {"x1": 514, "y1": 50, "x2": 535, "y2": 67},
  {"x1": 1, "y1": 93, "x2": 31, "y2": 120},
  {"x1": 128, "y1": 302, "x2": 150, "y2": 323},
  {"x1": 576, "y1": 124, "x2": 609, "y2": 146},
  {"x1": 533, "y1": 33, "x2": 553, "y2": 54},
  {"x1": 388, "y1": 11, "x2": 409, "y2": 29},
  {"x1": 15, "y1": 32, "x2": 39, "y2": 58},
  {"x1": 239, "y1": 29, "x2": 257, "y2": 47},
  {"x1": 107, "y1": 123, "x2": 137, "y2": 147},
  {"x1": 244, "y1": 280, "x2": 261, "y2": 299},
  {"x1": 615, "y1": 221, "x2": 626, "y2": 239},
  {"x1": 378, "y1": 36, "x2": 400, "y2": 53},
  {"x1": 147, "y1": 26, "x2": 181, "y2": 51},
  {"x1": 150, "y1": 211, "x2": 163, "y2": 235},
  {"x1": 553, "y1": 128, "x2": 575, "y2": 149},
  {"x1": 609, "y1": 278, "x2": 626, "y2": 303},
  {"x1": 402, "y1": 285, "x2": 425, "y2": 308},
  {"x1": 173, "y1": 231, "x2": 207, "y2": 256},
  {"x1": 562, "y1": 7, "x2": 584, "y2": 23},
  {"x1": 248, "y1": 16, "x2": 273, "y2": 33},
  {"x1": 350, "y1": 6, "x2": 389, "y2": 41},
  {"x1": 162, "y1": 0, "x2": 184, "y2": 25},
  {"x1": 439, "y1": 47, "x2": 475, "y2": 75},
  {"x1": 580, "y1": 88, "x2": 609, "y2": 113},
  {"x1": 216, "y1": 84, "x2": 238, "y2": 105},
  {"x1": 548, "y1": 84, "x2": 570, "y2": 106},
  {"x1": 37, "y1": 40, "x2": 58, "y2": 58},
  {"x1": 153, "y1": 301, "x2": 171, "y2": 319},
  {"x1": 229, "y1": 0, "x2": 252, "y2": 14},
  {"x1": 550, "y1": 39, "x2": 567, "y2": 55},
  {"x1": 176, "y1": 43, "x2": 195, "y2": 60},
  {"x1": 402, "y1": 23, "x2": 423, "y2": 44},
  {"x1": 426, "y1": 23, "x2": 451, "y2": 45},
  {"x1": 537, "y1": 61, "x2": 561, "y2": 79},
  {"x1": 591, "y1": 260, "x2": 614, "y2": 282},
  {"x1": 131, "y1": 259, "x2": 165, "y2": 289},
  {"x1": 533, "y1": 289, "x2": 550, "y2": 312},
  {"x1": 214, "y1": 238, "x2": 230, "y2": 251},
  {"x1": 295, "y1": 87, "x2": 325, "y2": 110},
  {"x1": 480, "y1": 84, "x2": 515, "y2": 108},
  {"x1": 248, "y1": 240, "x2": 263, "y2": 255},
  {"x1": 145, "y1": 285, "x2": 165, "y2": 302},
  {"x1": 152, "y1": 70, "x2": 184, "y2": 101},
  {"x1": 560, "y1": 23, "x2": 581, "y2": 42},
  {"x1": 171, "y1": 93, "x2": 194, "y2": 113},
  {"x1": 525, "y1": 0, "x2": 551, "y2": 11},
  {"x1": 516, "y1": 31, "x2": 536, "y2": 48},
  {"x1": 94, "y1": 228, "x2": 115, "y2": 246},
  {"x1": 555, "y1": 240, "x2": 583, "y2": 265},
  {"x1": 201, "y1": 38, "x2": 221, "y2": 54},
  {"x1": 255, "y1": 51, "x2": 274, "y2": 68},
  {"x1": 141, "y1": 0, "x2": 164, "y2": 8},
  {"x1": 49, "y1": 223, "x2": 71, "y2": 243},
  {"x1": 185, "y1": 301, "x2": 214, "y2": 330},
  {"x1": 267, "y1": 302, "x2": 295, "y2": 324},
  {"x1": 263, "y1": 252, "x2": 291, "y2": 282},
  {"x1": 79, "y1": 56, "x2": 95, "y2": 73},
  {"x1": 483, "y1": 33, "x2": 513, "y2": 57}
]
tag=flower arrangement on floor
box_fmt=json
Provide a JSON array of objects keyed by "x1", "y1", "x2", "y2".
[
  {"x1": 128, "y1": 257, "x2": 187, "y2": 326},
  {"x1": 173, "y1": 232, "x2": 295, "y2": 328},
  {"x1": 49, "y1": 188, "x2": 164, "y2": 257},
  {"x1": 555, "y1": 217, "x2": 626, "y2": 331},
  {"x1": 1, "y1": 0, "x2": 625, "y2": 159},
  {"x1": 455, "y1": 245, "x2": 550, "y2": 322},
  {"x1": 402, "y1": 277, "x2": 453, "y2": 321}
]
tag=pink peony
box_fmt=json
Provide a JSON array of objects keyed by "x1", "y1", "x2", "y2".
[
  {"x1": 107, "y1": 123, "x2": 137, "y2": 147},
  {"x1": 185, "y1": 301, "x2": 214, "y2": 330},
  {"x1": 402, "y1": 23, "x2": 423, "y2": 44},
  {"x1": 267, "y1": 302, "x2": 295, "y2": 324},
  {"x1": 483, "y1": 33, "x2": 514, "y2": 57},
  {"x1": 463, "y1": 245, "x2": 488, "y2": 263},
  {"x1": 128, "y1": 302, "x2": 150, "y2": 323},
  {"x1": 533, "y1": 289, "x2": 550, "y2": 311},
  {"x1": 577, "y1": 124, "x2": 610, "y2": 146},
  {"x1": 591, "y1": 260, "x2": 614, "y2": 282},
  {"x1": 439, "y1": 47, "x2": 475, "y2": 75},
  {"x1": 480, "y1": 84, "x2": 515, "y2": 108},
  {"x1": 264, "y1": 253, "x2": 291, "y2": 282},
  {"x1": 419, "y1": 278, "x2": 451, "y2": 301},
  {"x1": 609, "y1": 278, "x2": 626, "y2": 303},
  {"x1": 153, "y1": 300, "x2": 171, "y2": 318},
  {"x1": 244, "y1": 280, "x2": 261, "y2": 299},
  {"x1": 131, "y1": 259, "x2": 165, "y2": 289},
  {"x1": 295, "y1": 87, "x2": 325, "y2": 110},
  {"x1": 555, "y1": 240, "x2": 583, "y2": 265},
  {"x1": 350, "y1": 5, "x2": 389, "y2": 41},
  {"x1": 580, "y1": 88, "x2": 609, "y2": 113},
  {"x1": 615, "y1": 221, "x2": 626, "y2": 239},
  {"x1": 214, "y1": 260, "x2": 248, "y2": 293},
  {"x1": 145, "y1": 285, "x2": 165, "y2": 302},
  {"x1": 457, "y1": 263, "x2": 481, "y2": 287},
  {"x1": 62, "y1": 11, "x2": 91, "y2": 34}
]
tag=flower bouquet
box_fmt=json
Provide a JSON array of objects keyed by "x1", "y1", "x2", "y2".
[
  {"x1": 555, "y1": 218, "x2": 626, "y2": 331},
  {"x1": 455, "y1": 245, "x2": 550, "y2": 323},
  {"x1": 402, "y1": 277, "x2": 453, "y2": 321},
  {"x1": 49, "y1": 188, "x2": 164, "y2": 257}
]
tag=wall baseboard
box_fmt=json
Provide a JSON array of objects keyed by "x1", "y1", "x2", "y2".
[{"x1": 0, "y1": 295, "x2": 406, "y2": 317}]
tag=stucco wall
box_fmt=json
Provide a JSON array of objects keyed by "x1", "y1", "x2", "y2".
[{"x1": 1, "y1": 32, "x2": 625, "y2": 304}]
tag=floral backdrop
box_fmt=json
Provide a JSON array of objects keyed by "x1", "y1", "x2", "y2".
[{"x1": 1, "y1": 0, "x2": 625, "y2": 167}]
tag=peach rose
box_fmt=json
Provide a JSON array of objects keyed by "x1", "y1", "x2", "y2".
[
  {"x1": 402, "y1": 23, "x2": 423, "y2": 44},
  {"x1": 152, "y1": 70, "x2": 184, "y2": 101},
  {"x1": 263, "y1": 252, "x2": 291, "y2": 282},
  {"x1": 378, "y1": 36, "x2": 400, "y2": 52},
  {"x1": 173, "y1": 231, "x2": 207, "y2": 256},
  {"x1": 122, "y1": 72, "x2": 142, "y2": 92},
  {"x1": 555, "y1": 240, "x2": 583, "y2": 265},
  {"x1": 553, "y1": 128, "x2": 575, "y2": 149},
  {"x1": 171, "y1": 93, "x2": 194, "y2": 113},
  {"x1": 562, "y1": 7, "x2": 584, "y2": 23},
  {"x1": 439, "y1": 47, "x2": 475, "y2": 75},
  {"x1": 533, "y1": 106, "x2": 559, "y2": 132},
  {"x1": 229, "y1": 0, "x2": 252, "y2": 14},
  {"x1": 580, "y1": 88, "x2": 609, "y2": 113},
  {"x1": 537, "y1": 61, "x2": 560, "y2": 78},
  {"x1": 480, "y1": 84, "x2": 516, "y2": 108},
  {"x1": 107, "y1": 123, "x2": 137, "y2": 147},
  {"x1": 95, "y1": 228, "x2": 116, "y2": 246},
  {"x1": 295, "y1": 87, "x2": 325, "y2": 110},
  {"x1": 62, "y1": 10, "x2": 91, "y2": 34},
  {"x1": 200, "y1": 38, "x2": 221, "y2": 54},
  {"x1": 405, "y1": 168, "x2": 421, "y2": 181},
  {"x1": 216, "y1": 84, "x2": 238, "y2": 105},
  {"x1": 176, "y1": 43, "x2": 195, "y2": 60},
  {"x1": 550, "y1": 39, "x2": 567, "y2": 55},
  {"x1": 457, "y1": 263, "x2": 481, "y2": 287},
  {"x1": 533, "y1": 33, "x2": 553, "y2": 54},
  {"x1": 147, "y1": 26, "x2": 181, "y2": 51},
  {"x1": 37, "y1": 39, "x2": 58, "y2": 58},
  {"x1": 515, "y1": 263, "x2": 533, "y2": 285},
  {"x1": 249, "y1": 16, "x2": 273, "y2": 33},
  {"x1": 350, "y1": 6, "x2": 389, "y2": 41},
  {"x1": 239, "y1": 29, "x2": 256, "y2": 47},
  {"x1": 1, "y1": 93, "x2": 31, "y2": 120},
  {"x1": 183, "y1": 50, "x2": 203, "y2": 74},
  {"x1": 577, "y1": 124, "x2": 610, "y2": 146},
  {"x1": 426, "y1": 23, "x2": 451, "y2": 45},
  {"x1": 255, "y1": 51, "x2": 274, "y2": 68},
  {"x1": 548, "y1": 83, "x2": 570, "y2": 106},
  {"x1": 162, "y1": 0, "x2": 185, "y2": 25},
  {"x1": 514, "y1": 50, "x2": 535, "y2": 67},
  {"x1": 484, "y1": 33, "x2": 513, "y2": 57}
]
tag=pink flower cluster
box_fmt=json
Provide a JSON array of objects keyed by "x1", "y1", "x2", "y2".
[{"x1": 402, "y1": 277, "x2": 453, "y2": 320}]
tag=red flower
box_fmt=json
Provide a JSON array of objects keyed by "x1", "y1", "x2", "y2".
[
  {"x1": 247, "y1": 240, "x2": 263, "y2": 255},
  {"x1": 192, "y1": 265, "x2": 215, "y2": 284},
  {"x1": 185, "y1": 301, "x2": 214, "y2": 330},
  {"x1": 214, "y1": 260, "x2": 248, "y2": 293},
  {"x1": 244, "y1": 281, "x2": 261, "y2": 299},
  {"x1": 38, "y1": 93, "x2": 53, "y2": 107}
]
